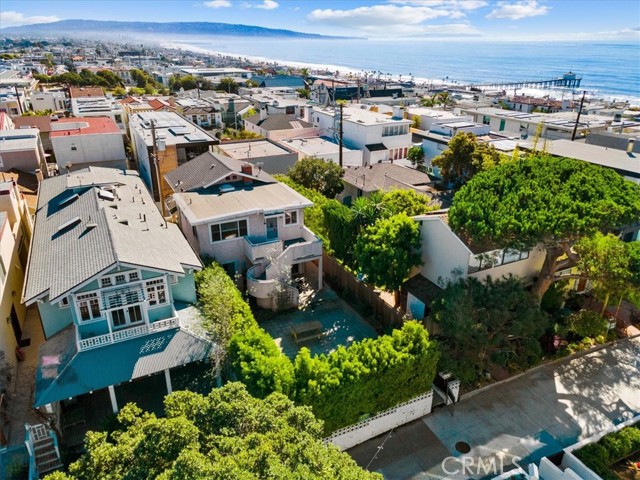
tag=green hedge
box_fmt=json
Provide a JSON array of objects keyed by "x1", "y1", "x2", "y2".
[
  {"x1": 194, "y1": 260, "x2": 256, "y2": 335},
  {"x1": 322, "y1": 200, "x2": 357, "y2": 267},
  {"x1": 574, "y1": 425, "x2": 640, "y2": 480},
  {"x1": 229, "y1": 325, "x2": 295, "y2": 398},
  {"x1": 294, "y1": 321, "x2": 440, "y2": 434}
]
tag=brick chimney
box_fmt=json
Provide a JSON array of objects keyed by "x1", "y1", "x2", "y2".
[{"x1": 241, "y1": 163, "x2": 253, "y2": 184}]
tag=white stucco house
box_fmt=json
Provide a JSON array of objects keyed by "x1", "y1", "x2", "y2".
[
  {"x1": 404, "y1": 214, "x2": 546, "y2": 320},
  {"x1": 311, "y1": 105, "x2": 413, "y2": 166},
  {"x1": 166, "y1": 151, "x2": 323, "y2": 310}
]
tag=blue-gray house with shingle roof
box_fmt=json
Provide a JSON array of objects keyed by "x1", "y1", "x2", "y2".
[{"x1": 22, "y1": 167, "x2": 210, "y2": 413}]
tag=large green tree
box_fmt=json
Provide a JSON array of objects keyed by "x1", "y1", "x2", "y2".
[
  {"x1": 407, "y1": 145, "x2": 426, "y2": 170},
  {"x1": 288, "y1": 157, "x2": 344, "y2": 198},
  {"x1": 217, "y1": 77, "x2": 239, "y2": 94},
  {"x1": 575, "y1": 233, "x2": 634, "y2": 314},
  {"x1": 355, "y1": 213, "x2": 421, "y2": 304},
  {"x1": 432, "y1": 131, "x2": 501, "y2": 186},
  {"x1": 449, "y1": 156, "x2": 640, "y2": 302},
  {"x1": 430, "y1": 276, "x2": 548, "y2": 384},
  {"x1": 45, "y1": 383, "x2": 380, "y2": 480}
]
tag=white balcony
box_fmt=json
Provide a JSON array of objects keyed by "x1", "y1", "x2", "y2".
[
  {"x1": 280, "y1": 226, "x2": 322, "y2": 263},
  {"x1": 77, "y1": 316, "x2": 180, "y2": 351},
  {"x1": 244, "y1": 236, "x2": 283, "y2": 263}
]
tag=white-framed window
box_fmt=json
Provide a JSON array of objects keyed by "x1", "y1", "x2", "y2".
[
  {"x1": 169, "y1": 275, "x2": 179, "y2": 284},
  {"x1": 76, "y1": 292, "x2": 101, "y2": 321},
  {"x1": 101, "y1": 270, "x2": 141, "y2": 288},
  {"x1": 146, "y1": 278, "x2": 167, "y2": 306},
  {"x1": 210, "y1": 219, "x2": 248, "y2": 243},
  {"x1": 284, "y1": 211, "x2": 298, "y2": 225},
  {"x1": 61, "y1": 297, "x2": 70, "y2": 308}
]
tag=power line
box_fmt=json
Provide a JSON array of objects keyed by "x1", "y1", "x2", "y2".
[{"x1": 365, "y1": 428, "x2": 394, "y2": 471}]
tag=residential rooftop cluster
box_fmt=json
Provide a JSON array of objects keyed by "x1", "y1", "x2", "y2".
[{"x1": 0, "y1": 36, "x2": 638, "y2": 480}]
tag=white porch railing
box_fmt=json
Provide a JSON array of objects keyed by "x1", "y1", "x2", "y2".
[
  {"x1": 77, "y1": 316, "x2": 180, "y2": 351},
  {"x1": 112, "y1": 324, "x2": 149, "y2": 342},
  {"x1": 149, "y1": 316, "x2": 179, "y2": 332}
]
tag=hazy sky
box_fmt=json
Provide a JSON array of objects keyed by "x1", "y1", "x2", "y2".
[{"x1": 1, "y1": 0, "x2": 639, "y2": 40}]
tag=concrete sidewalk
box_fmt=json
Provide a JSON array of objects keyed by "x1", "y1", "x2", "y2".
[{"x1": 348, "y1": 337, "x2": 640, "y2": 479}]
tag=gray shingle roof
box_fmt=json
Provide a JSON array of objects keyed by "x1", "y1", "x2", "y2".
[
  {"x1": 23, "y1": 167, "x2": 202, "y2": 304},
  {"x1": 244, "y1": 113, "x2": 313, "y2": 132},
  {"x1": 343, "y1": 163, "x2": 436, "y2": 193},
  {"x1": 165, "y1": 151, "x2": 275, "y2": 193}
]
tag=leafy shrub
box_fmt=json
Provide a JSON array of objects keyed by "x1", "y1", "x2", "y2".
[
  {"x1": 275, "y1": 175, "x2": 331, "y2": 249},
  {"x1": 567, "y1": 310, "x2": 608, "y2": 339},
  {"x1": 229, "y1": 326, "x2": 295, "y2": 398},
  {"x1": 574, "y1": 425, "x2": 640, "y2": 480},
  {"x1": 195, "y1": 259, "x2": 256, "y2": 336}
]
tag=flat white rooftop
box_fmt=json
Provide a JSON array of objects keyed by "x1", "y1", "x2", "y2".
[
  {"x1": 283, "y1": 136, "x2": 357, "y2": 156},
  {"x1": 0, "y1": 128, "x2": 39, "y2": 151},
  {"x1": 130, "y1": 111, "x2": 216, "y2": 147},
  {"x1": 316, "y1": 106, "x2": 412, "y2": 126},
  {"x1": 532, "y1": 139, "x2": 640, "y2": 176},
  {"x1": 218, "y1": 140, "x2": 292, "y2": 159},
  {"x1": 175, "y1": 182, "x2": 312, "y2": 224}
]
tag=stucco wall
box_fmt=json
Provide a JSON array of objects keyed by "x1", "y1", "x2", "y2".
[
  {"x1": 418, "y1": 217, "x2": 470, "y2": 287},
  {"x1": 52, "y1": 133, "x2": 126, "y2": 170}
]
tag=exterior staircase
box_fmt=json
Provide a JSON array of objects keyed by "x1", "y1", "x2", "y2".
[{"x1": 25, "y1": 424, "x2": 62, "y2": 478}]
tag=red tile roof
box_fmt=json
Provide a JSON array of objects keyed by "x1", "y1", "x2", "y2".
[
  {"x1": 49, "y1": 116, "x2": 120, "y2": 137},
  {"x1": 148, "y1": 98, "x2": 172, "y2": 111},
  {"x1": 69, "y1": 87, "x2": 105, "y2": 99}
]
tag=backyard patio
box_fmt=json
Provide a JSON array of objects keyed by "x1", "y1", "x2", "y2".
[{"x1": 260, "y1": 287, "x2": 379, "y2": 359}]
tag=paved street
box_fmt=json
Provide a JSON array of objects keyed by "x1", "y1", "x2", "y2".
[{"x1": 348, "y1": 336, "x2": 640, "y2": 479}]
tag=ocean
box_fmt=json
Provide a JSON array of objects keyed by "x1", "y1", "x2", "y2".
[{"x1": 161, "y1": 36, "x2": 640, "y2": 104}]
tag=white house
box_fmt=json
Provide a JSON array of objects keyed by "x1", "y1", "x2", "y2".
[
  {"x1": 29, "y1": 91, "x2": 67, "y2": 114},
  {"x1": 312, "y1": 105, "x2": 413, "y2": 165},
  {"x1": 50, "y1": 116, "x2": 127, "y2": 172},
  {"x1": 166, "y1": 152, "x2": 323, "y2": 310},
  {"x1": 459, "y1": 107, "x2": 612, "y2": 140},
  {"x1": 405, "y1": 214, "x2": 546, "y2": 319}
]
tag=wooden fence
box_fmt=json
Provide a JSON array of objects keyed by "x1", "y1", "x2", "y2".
[
  {"x1": 322, "y1": 252, "x2": 405, "y2": 330},
  {"x1": 322, "y1": 252, "x2": 442, "y2": 336}
]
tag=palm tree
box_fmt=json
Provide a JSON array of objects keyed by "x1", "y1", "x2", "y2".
[
  {"x1": 420, "y1": 94, "x2": 438, "y2": 108},
  {"x1": 437, "y1": 91, "x2": 455, "y2": 110}
]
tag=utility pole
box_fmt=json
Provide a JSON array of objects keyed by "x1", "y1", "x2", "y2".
[
  {"x1": 150, "y1": 119, "x2": 166, "y2": 217},
  {"x1": 13, "y1": 85, "x2": 23, "y2": 115},
  {"x1": 339, "y1": 102, "x2": 344, "y2": 168},
  {"x1": 571, "y1": 90, "x2": 586, "y2": 141}
]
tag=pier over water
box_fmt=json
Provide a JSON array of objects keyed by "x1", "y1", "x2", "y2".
[{"x1": 466, "y1": 72, "x2": 582, "y2": 91}]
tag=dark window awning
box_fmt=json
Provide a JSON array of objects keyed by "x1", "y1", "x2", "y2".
[{"x1": 365, "y1": 143, "x2": 387, "y2": 151}]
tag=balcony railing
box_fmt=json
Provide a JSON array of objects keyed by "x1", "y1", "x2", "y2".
[
  {"x1": 77, "y1": 316, "x2": 180, "y2": 351},
  {"x1": 101, "y1": 287, "x2": 146, "y2": 310},
  {"x1": 244, "y1": 236, "x2": 283, "y2": 263}
]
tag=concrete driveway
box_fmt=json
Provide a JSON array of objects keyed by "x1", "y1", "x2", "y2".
[{"x1": 348, "y1": 336, "x2": 640, "y2": 479}]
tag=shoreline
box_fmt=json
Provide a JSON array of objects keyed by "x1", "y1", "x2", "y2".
[{"x1": 161, "y1": 40, "x2": 640, "y2": 106}]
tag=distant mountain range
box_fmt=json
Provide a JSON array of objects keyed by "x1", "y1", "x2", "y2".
[{"x1": 0, "y1": 19, "x2": 349, "y2": 39}]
